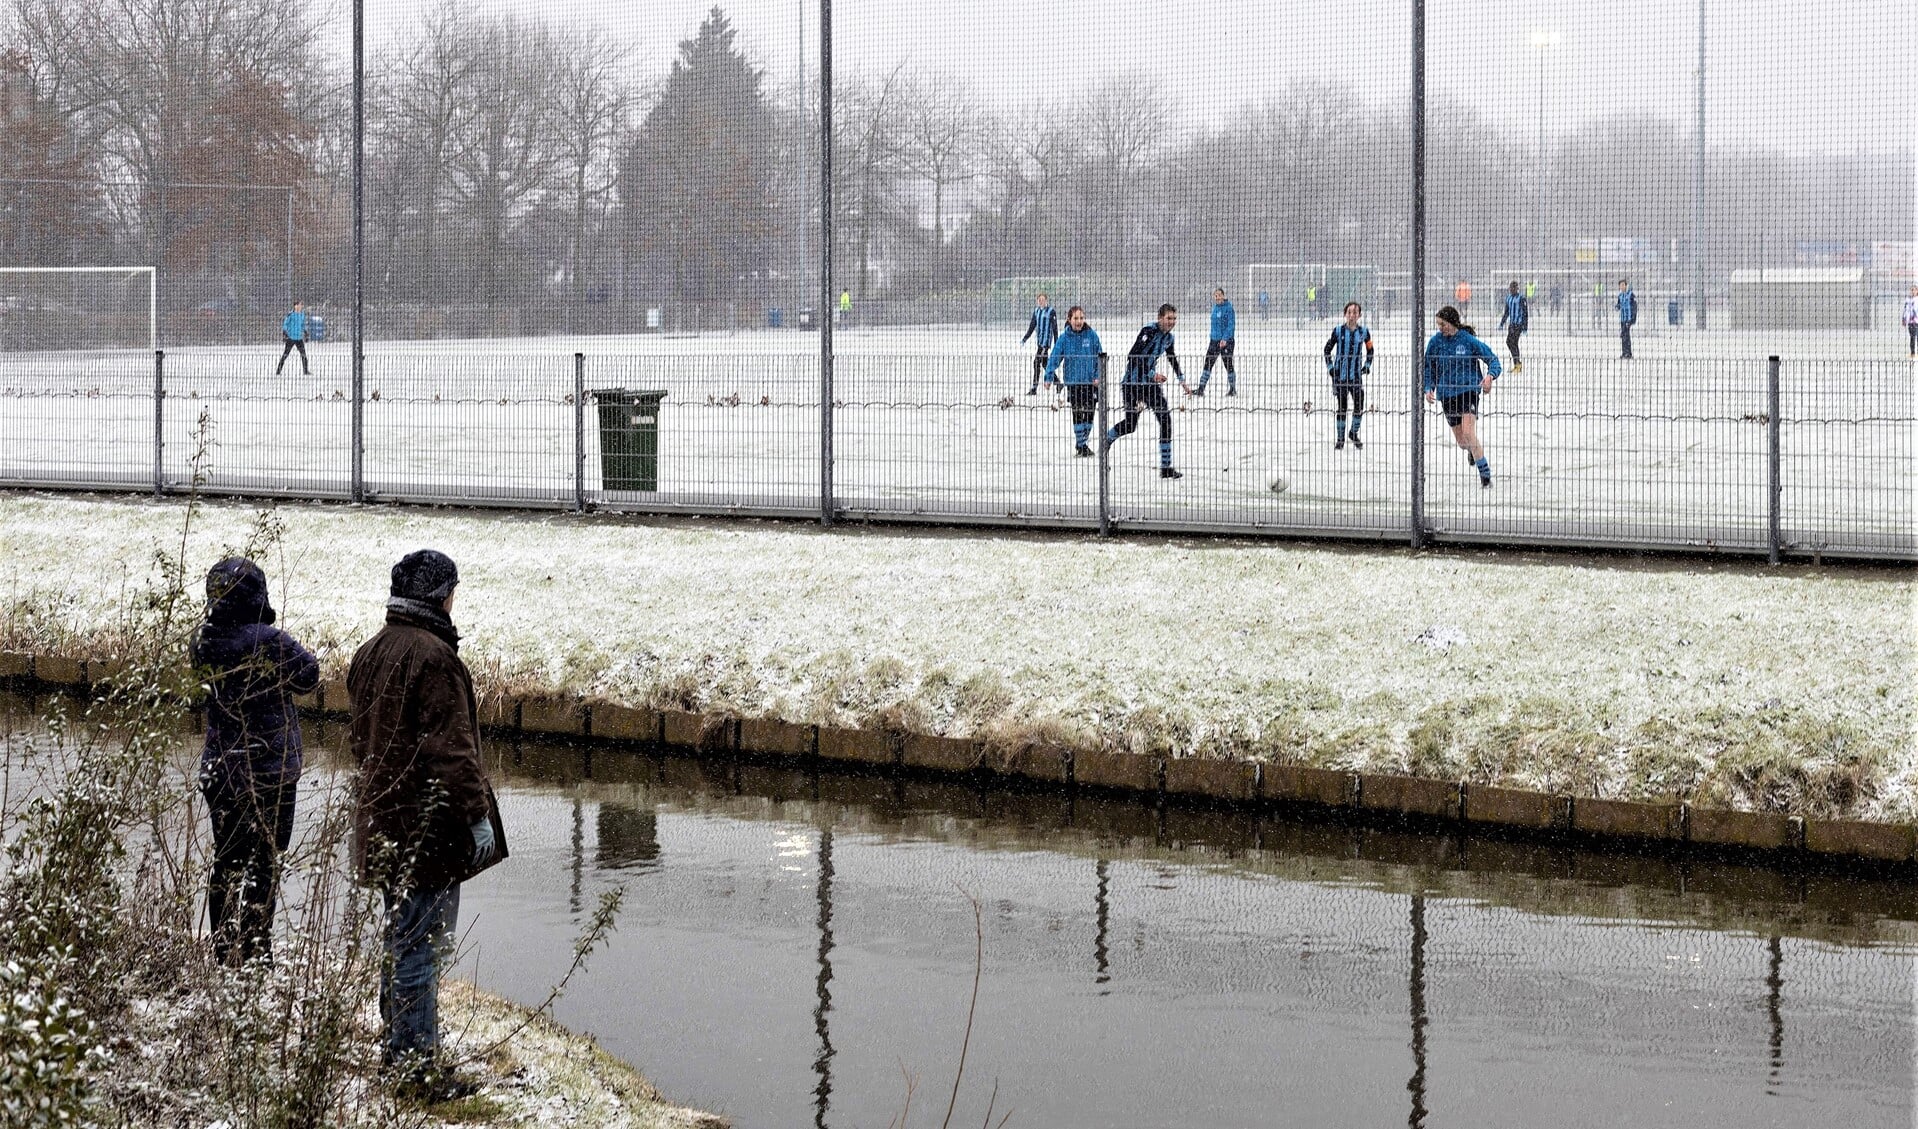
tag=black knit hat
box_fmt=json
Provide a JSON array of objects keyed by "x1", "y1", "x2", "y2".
[{"x1": 391, "y1": 549, "x2": 459, "y2": 601}]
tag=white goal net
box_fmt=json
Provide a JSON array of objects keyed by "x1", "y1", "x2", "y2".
[{"x1": 0, "y1": 267, "x2": 156, "y2": 353}]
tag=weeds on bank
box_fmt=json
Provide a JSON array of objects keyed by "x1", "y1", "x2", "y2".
[{"x1": 0, "y1": 416, "x2": 624, "y2": 1125}]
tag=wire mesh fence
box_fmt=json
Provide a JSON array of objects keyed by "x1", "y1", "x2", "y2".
[
  {"x1": 1, "y1": 343, "x2": 1910, "y2": 560},
  {"x1": 0, "y1": 0, "x2": 1910, "y2": 560}
]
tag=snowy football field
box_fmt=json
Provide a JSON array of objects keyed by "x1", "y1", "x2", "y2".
[{"x1": 1, "y1": 320, "x2": 1910, "y2": 557}]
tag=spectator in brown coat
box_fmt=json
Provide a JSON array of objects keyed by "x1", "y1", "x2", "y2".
[{"x1": 347, "y1": 549, "x2": 505, "y2": 1098}]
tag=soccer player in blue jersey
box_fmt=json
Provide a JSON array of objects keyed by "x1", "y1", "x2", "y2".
[
  {"x1": 1323, "y1": 301, "x2": 1374, "y2": 450},
  {"x1": 1423, "y1": 305, "x2": 1502, "y2": 488},
  {"x1": 1041, "y1": 305, "x2": 1104, "y2": 456},
  {"x1": 1195, "y1": 288, "x2": 1237, "y2": 396},
  {"x1": 1615, "y1": 278, "x2": 1637, "y2": 360},
  {"x1": 275, "y1": 301, "x2": 311, "y2": 375},
  {"x1": 1021, "y1": 292, "x2": 1060, "y2": 395},
  {"x1": 1496, "y1": 280, "x2": 1528, "y2": 372},
  {"x1": 1104, "y1": 303, "x2": 1185, "y2": 479}
]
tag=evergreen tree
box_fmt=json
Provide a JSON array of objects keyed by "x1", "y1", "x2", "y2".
[{"x1": 621, "y1": 7, "x2": 774, "y2": 305}]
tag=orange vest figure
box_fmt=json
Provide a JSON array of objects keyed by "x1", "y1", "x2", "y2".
[{"x1": 1455, "y1": 281, "x2": 1473, "y2": 307}]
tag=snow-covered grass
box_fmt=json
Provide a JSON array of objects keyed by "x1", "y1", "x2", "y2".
[
  {"x1": 4, "y1": 490, "x2": 1913, "y2": 820},
  {"x1": 432, "y1": 983, "x2": 725, "y2": 1128}
]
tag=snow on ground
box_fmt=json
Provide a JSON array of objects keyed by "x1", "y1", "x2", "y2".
[
  {"x1": 3, "y1": 491, "x2": 1911, "y2": 820},
  {"x1": 1, "y1": 325, "x2": 1912, "y2": 556}
]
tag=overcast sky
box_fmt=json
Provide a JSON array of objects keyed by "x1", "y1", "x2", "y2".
[{"x1": 355, "y1": 0, "x2": 1915, "y2": 156}]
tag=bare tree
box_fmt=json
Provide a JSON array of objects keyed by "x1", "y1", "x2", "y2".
[
  {"x1": 446, "y1": 14, "x2": 560, "y2": 315},
  {"x1": 834, "y1": 63, "x2": 911, "y2": 301},
  {"x1": 378, "y1": 0, "x2": 481, "y2": 302},
  {"x1": 1080, "y1": 80, "x2": 1168, "y2": 276},
  {"x1": 547, "y1": 26, "x2": 636, "y2": 325},
  {"x1": 896, "y1": 71, "x2": 987, "y2": 293}
]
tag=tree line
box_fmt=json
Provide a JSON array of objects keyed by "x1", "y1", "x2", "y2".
[{"x1": 0, "y1": 1, "x2": 1907, "y2": 337}]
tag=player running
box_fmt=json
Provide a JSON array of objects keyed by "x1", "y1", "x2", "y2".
[
  {"x1": 1021, "y1": 292, "x2": 1060, "y2": 395},
  {"x1": 1902, "y1": 285, "x2": 1917, "y2": 357},
  {"x1": 1040, "y1": 305, "x2": 1104, "y2": 456},
  {"x1": 1423, "y1": 305, "x2": 1501, "y2": 488},
  {"x1": 1497, "y1": 280, "x2": 1528, "y2": 372},
  {"x1": 1323, "y1": 301, "x2": 1374, "y2": 450},
  {"x1": 1103, "y1": 304, "x2": 1185, "y2": 479},
  {"x1": 1615, "y1": 278, "x2": 1637, "y2": 359},
  {"x1": 1195, "y1": 287, "x2": 1237, "y2": 396},
  {"x1": 275, "y1": 301, "x2": 311, "y2": 376}
]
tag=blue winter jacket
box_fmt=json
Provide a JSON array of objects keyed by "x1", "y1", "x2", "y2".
[
  {"x1": 283, "y1": 310, "x2": 307, "y2": 340},
  {"x1": 1209, "y1": 300, "x2": 1236, "y2": 341},
  {"x1": 1616, "y1": 290, "x2": 1637, "y2": 325},
  {"x1": 1043, "y1": 324, "x2": 1104, "y2": 386},
  {"x1": 1498, "y1": 293, "x2": 1527, "y2": 330},
  {"x1": 1423, "y1": 330, "x2": 1503, "y2": 397},
  {"x1": 190, "y1": 558, "x2": 320, "y2": 792}
]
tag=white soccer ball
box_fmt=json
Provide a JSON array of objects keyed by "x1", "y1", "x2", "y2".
[{"x1": 1268, "y1": 470, "x2": 1292, "y2": 494}]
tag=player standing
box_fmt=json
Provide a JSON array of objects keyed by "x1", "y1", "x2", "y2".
[
  {"x1": 1902, "y1": 285, "x2": 1917, "y2": 357},
  {"x1": 1103, "y1": 303, "x2": 1184, "y2": 479},
  {"x1": 1195, "y1": 287, "x2": 1237, "y2": 396},
  {"x1": 1021, "y1": 292, "x2": 1060, "y2": 395},
  {"x1": 275, "y1": 301, "x2": 311, "y2": 376},
  {"x1": 1615, "y1": 278, "x2": 1637, "y2": 359},
  {"x1": 1041, "y1": 305, "x2": 1104, "y2": 456},
  {"x1": 1323, "y1": 301, "x2": 1373, "y2": 450},
  {"x1": 1423, "y1": 305, "x2": 1502, "y2": 488},
  {"x1": 1496, "y1": 280, "x2": 1528, "y2": 372}
]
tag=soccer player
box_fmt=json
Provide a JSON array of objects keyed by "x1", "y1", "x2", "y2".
[
  {"x1": 1323, "y1": 301, "x2": 1373, "y2": 450},
  {"x1": 1195, "y1": 287, "x2": 1237, "y2": 396},
  {"x1": 1497, "y1": 280, "x2": 1529, "y2": 372},
  {"x1": 1902, "y1": 285, "x2": 1917, "y2": 357},
  {"x1": 276, "y1": 301, "x2": 311, "y2": 376},
  {"x1": 1454, "y1": 279, "x2": 1473, "y2": 316},
  {"x1": 1021, "y1": 292, "x2": 1060, "y2": 395},
  {"x1": 1041, "y1": 305, "x2": 1104, "y2": 456},
  {"x1": 1615, "y1": 278, "x2": 1637, "y2": 359},
  {"x1": 1104, "y1": 303, "x2": 1184, "y2": 479},
  {"x1": 1258, "y1": 288, "x2": 1271, "y2": 321},
  {"x1": 1423, "y1": 305, "x2": 1501, "y2": 488}
]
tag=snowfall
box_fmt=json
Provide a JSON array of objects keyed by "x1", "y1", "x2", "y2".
[{"x1": 2, "y1": 489, "x2": 1910, "y2": 821}]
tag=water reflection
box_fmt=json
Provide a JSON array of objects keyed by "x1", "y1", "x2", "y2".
[
  {"x1": 1, "y1": 694, "x2": 1911, "y2": 1129},
  {"x1": 1407, "y1": 894, "x2": 1429, "y2": 1129},
  {"x1": 812, "y1": 826, "x2": 835, "y2": 1129}
]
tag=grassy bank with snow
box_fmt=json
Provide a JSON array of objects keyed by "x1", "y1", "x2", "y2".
[{"x1": 5, "y1": 491, "x2": 1912, "y2": 820}]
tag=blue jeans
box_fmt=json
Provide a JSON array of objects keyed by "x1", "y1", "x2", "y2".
[{"x1": 381, "y1": 882, "x2": 460, "y2": 1075}]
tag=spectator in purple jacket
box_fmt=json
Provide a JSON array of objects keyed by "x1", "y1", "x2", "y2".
[{"x1": 190, "y1": 557, "x2": 319, "y2": 964}]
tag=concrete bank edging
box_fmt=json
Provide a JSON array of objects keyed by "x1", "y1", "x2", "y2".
[{"x1": 6, "y1": 651, "x2": 1912, "y2": 868}]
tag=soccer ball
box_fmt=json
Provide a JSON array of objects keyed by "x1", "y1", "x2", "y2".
[{"x1": 1268, "y1": 470, "x2": 1292, "y2": 494}]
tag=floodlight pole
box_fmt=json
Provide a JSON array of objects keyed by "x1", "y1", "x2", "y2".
[
  {"x1": 351, "y1": 0, "x2": 365, "y2": 502},
  {"x1": 1409, "y1": 0, "x2": 1427, "y2": 550},
  {"x1": 1692, "y1": 0, "x2": 1707, "y2": 330},
  {"x1": 817, "y1": 0, "x2": 834, "y2": 526}
]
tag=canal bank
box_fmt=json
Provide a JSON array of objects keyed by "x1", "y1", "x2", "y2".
[
  {"x1": 4, "y1": 656, "x2": 1914, "y2": 870},
  {"x1": 3, "y1": 492, "x2": 1910, "y2": 822}
]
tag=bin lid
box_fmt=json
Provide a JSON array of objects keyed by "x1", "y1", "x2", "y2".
[{"x1": 588, "y1": 388, "x2": 669, "y2": 404}]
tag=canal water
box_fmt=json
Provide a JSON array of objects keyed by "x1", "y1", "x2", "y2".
[{"x1": 5, "y1": 696, "x2": 1914, "y2": 1127}]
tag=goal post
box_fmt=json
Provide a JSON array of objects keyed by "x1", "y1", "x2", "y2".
[{"x1": 0, "y1": 267, "x2": 156, "y2": 352}]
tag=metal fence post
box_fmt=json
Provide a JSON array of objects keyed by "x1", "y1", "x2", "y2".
[
  {"x1": 574, "y1": 352, "x2": 586, "y2": 513},
  {"x1": 1408, "y1": 0, "x2": 1428, "y2": 549},
  {"x1": 152, "y1": 349, "x2": 165, "y2": 496},
  {"x1": 1096, "y1": 353, "x2": 1111, "y2": 536},
  {"x1": 817, "y1": 0, "x2": 835, "y2": 527},
  {"x1": 1767, "y1": 355, "x2": 1781, "y2": 564},
  {"x1": 350, "y1": 0, "x2": 365, "y2": 504}
]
